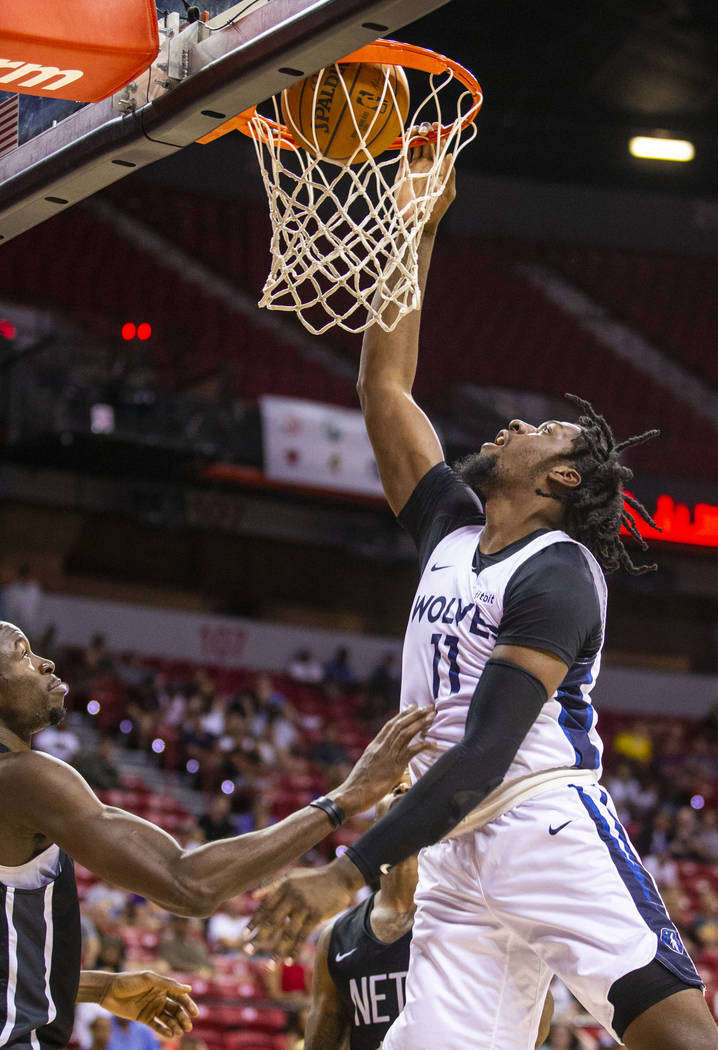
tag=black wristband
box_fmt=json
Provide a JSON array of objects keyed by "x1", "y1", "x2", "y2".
[{"x1": 309, "y1": 796, "x2": 346, "y2": 828}]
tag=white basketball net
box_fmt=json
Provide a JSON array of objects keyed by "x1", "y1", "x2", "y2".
[{"x1": 247, "y1": 62, "x2": 479, "y2": 335}]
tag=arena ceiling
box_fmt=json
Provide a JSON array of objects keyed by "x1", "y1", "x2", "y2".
[{"x1": 401, "y1": 0, "x2": 718, "y2": 195}]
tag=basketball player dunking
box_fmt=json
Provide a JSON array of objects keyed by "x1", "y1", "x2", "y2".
[
  {"x1": 0, "y1": 620, "x2": 433, "y2": 1050},
  {"x1": 248, "y1": 148, "x2": 718, "y2": 1049},
  {"x1": 305, "y1": 776, "x2": 553, "y2": 1050}
]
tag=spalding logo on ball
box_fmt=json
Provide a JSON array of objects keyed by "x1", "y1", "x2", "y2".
[{"x1": 281, "y1": 61, "x2": 411, "y2": 164}]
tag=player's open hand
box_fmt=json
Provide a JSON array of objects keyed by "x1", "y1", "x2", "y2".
[
  {"x1": 98, "y1": 970, "x2": 199, "y2": 1038},
  {"x1": 395, "y1": 122, "x2": 456, "y2": 234},
  {"x1": 245, "y1": 856, "x2": 363, "y2": 961},
  {"x1": 333, "y1": 704, "x2": 435, "y2": 818}
]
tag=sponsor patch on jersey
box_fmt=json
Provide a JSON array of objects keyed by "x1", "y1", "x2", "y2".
[{"x1": 660, "y1": 927, "x2": 686, "y2": 955}]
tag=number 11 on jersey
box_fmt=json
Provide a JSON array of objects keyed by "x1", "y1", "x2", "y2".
[{"x1": 430, "y1": 633, "x2": 461, "y2": 699}]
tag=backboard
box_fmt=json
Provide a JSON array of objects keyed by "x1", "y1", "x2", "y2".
[{"x1": 0, "y1": 0, "x2": 452, "y2": 244}]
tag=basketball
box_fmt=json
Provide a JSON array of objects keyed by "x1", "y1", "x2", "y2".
[{"x1": 280, "y1": 61, "x2": 410, "y2": 164}]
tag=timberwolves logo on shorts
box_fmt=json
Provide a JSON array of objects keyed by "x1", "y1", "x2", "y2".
[{"x1": 660, "y1": 927, "x2": 686, "y2": 955}]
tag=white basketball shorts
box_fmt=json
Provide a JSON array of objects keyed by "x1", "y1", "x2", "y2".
[{"x1": 382, "y1": 781, "x2": 701, "y2": 1050}]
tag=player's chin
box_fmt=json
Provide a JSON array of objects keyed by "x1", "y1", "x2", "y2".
[{"x1": 47, "y1": 704, "x2": 66, "y2": 727}]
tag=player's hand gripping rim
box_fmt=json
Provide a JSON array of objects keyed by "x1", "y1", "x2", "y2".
[{"x1": 395, "y1": 121, "x2": 456, "y2": 235}]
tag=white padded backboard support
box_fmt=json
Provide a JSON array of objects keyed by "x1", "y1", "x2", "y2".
[{"x1": 0, "y1": 0, "x2": 453, "y2": 244}]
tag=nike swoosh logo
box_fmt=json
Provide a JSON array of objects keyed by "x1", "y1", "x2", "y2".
[
  {"x1": 430, "y1": 563, "x2": 451, "y2": 572},
  {"x1": 335, "y1": 948, "x2": 357, "y2": 962},
  {"x1": 549, "y1": 820, "x2": 572, "y2": 836},
  {"x1": 379, "y1": 863, "x2": 392, "y2": 875}
]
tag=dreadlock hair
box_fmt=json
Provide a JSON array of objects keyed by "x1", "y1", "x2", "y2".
[{"x1": 536, "y1": 393, "x2": 661, "y2": 575}]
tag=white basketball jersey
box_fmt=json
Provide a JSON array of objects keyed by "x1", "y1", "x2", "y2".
[{"x1": 401, "y1": 525, "x2": 608, "y2": 813}]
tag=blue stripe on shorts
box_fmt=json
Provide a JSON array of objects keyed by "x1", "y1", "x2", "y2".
[{"x1": 570, "y1": 783, "x2": 702, "y2": 987}]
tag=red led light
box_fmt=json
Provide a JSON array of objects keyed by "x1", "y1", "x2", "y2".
[
  {"x1": 121, "y1": 322, "x2": 136, "y2": 340},
  {"x1": 0, "y1": 319, "x2": 17, "y2": 339},
  {"x1": 136, "y1": 322, "x2": 152, "y2": 340}
]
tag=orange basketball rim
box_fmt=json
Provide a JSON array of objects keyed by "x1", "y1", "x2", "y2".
[{"x1": 197, "y1": 39, "x2": 483, "y2": 148}]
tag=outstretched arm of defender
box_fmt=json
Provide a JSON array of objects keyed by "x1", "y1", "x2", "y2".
[
  {"x1": 0, "y1": 706, "x2": 432, "y2": 918},
  {"x1": 358, "y1": 143, "x2": 455, "y2": 515}
]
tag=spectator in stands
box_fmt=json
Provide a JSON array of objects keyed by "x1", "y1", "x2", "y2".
[
  {"x1": 181, "y1": 708, "x2": 217, "y2": 772},
  {"x1": 74, "y1": 735, "x2": 123, "y2": 790},
  {"x1": 670, "y1": 805, "x2": 707, "y2": 861},
  {"x1": 256, "y1": 672, "x2": 288, "y2": 710},
  {"x1": 692, "y1": 890, "x2": 718, "y2": 950},
  {"x1": 206, "y1": 894, "x2": 252, "y2": 952},
  {"x1": 701, "y1": 809, "x2": 718, "y2": 863},
  {"x1": 98, "y1": 1015, "x2": 161, "y2": 1050},
  {"x1": 200, "y1": 691, "x2": 226, "y2": 739},
  {"x1": 81, "y1": 912, "x2": 102, "y2": 970},
  {"x1": 263, "y1": 945, "x2": 311, "y2": 1008},
  {"x1": 644, "y1": 848, "x2": 679, "y2": 890},
  {"x1": 267, "y1": 704, "x2": 301, "y2": 758},
  {"x1": 36, "y1": 622, "x2": 61, "y2": 666},
  {"x1": 680, "y1": 736, "x2": 718, "y2": 788},
  {"x1": 115, "y1": 652, "x2": 151, "y2": 690},
  {"x1": 127, "y1": 675, "x2": 162, "y2": 751},
  {"x1": 178, "y1": 1037, "x2": 208, "y2": 1050},
  {"x1": 697, "y1": 701, "x2": 718, "y2": 747},
  {"x1": 309, "y1": 724, "x2": 351, "y2": 781},
  {"x1": 612, "y1": 719, "x2": 653, "y2": 765},
  {"x1": 365, "y1": 651, "x2": 400, "y2": 722},
  {"x1": 323, "y1": 647, "x2": 357, "y2": 691},
  {"x1": 88, "y1": 1014, "x2": 113, "y2": 1050},
  {"x1": 84, "y1": 633, "x2": 116, "y2": 675},
  {"x1": 175, "y1": 820, "x2": 206, "y2": 851},
  {"x1": 287, "y1": 648, "x2": 324, "y2": 684},
  {"x1": 156, "y1": 916, "x2": 213, "y2": 978},
  {"x1": 34, "y1": 717, "x2": 81, "y2": 763},
  {"x1": 636, "y1": 806, "x2": 674, "y2": 858},
  {"x1": 603, "y1": 760, "x2": 640, "y2": 826},
  {"x1": 85, "y1": 881, "x2": 130, "y2": 919},
  {"x1": 198, "y1": 793, "x2": 236, "y2": 841},
  {"x1": 1, "y1": 564, "x2": 43, "y2": 643}
]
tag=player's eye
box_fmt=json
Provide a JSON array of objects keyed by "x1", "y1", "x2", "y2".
[{"x1": 22, "y1": 649, "x2": 30, "y2": 659}]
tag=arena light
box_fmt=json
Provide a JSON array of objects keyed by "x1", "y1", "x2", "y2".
[
  {"x1": 629, "y1": 136, "x2": 695, "y2": 162},
  {"x1": 86, "y1": 699, "x2": 100, "y2": 715},
  {"x1": 151, "y1": 737, "x2": 165, "y2": 754}
]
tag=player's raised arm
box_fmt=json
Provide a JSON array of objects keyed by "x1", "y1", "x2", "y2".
[
  {"x1": 357, "y1": 143, "x2": 455, "y2": 515},
  {"x1": 0, "y1": 705, "x2": 432, "y2": 918},
  {"x1": 303, "y1": 923, "x2": 352, "y2": 1050}
]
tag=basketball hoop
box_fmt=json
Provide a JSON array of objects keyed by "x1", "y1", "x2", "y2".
[{"x1": 199, "y1": 41, "x2": 482, "y2": 335}]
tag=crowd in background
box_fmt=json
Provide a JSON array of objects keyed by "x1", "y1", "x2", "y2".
[{"x1": 22, "y1": 631, "x2": 718, "y2": 1048}]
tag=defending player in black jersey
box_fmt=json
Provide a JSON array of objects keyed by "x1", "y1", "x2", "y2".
[
  {"x1": 305, "y1": 778, "x2": 553, "y2": 1050},
  {"x1": 249, "y1": 146, "x2": 718, "y2": 1050},
  {"x1": 0, "y1": 621, "x2": 433, "y2": 1050}
]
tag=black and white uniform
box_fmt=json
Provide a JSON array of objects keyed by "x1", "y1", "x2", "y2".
[
  {"x1": 380, "y1": 464, "x2": 701, "y2": 1050},
  {"x1": 327, "y1": 895, "x2": 411, "y2": 1050},
  {"x1": 0, "y1": 747, "x2": 81, "y2": 1050}
]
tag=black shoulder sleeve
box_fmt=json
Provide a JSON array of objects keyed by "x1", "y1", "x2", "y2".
[
  {"x1": 496, "y1": 543, "x2": 603, "y2": 666},
  {"x1": 397, "y1": 463, "x2": 484, "y2": 574}
]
